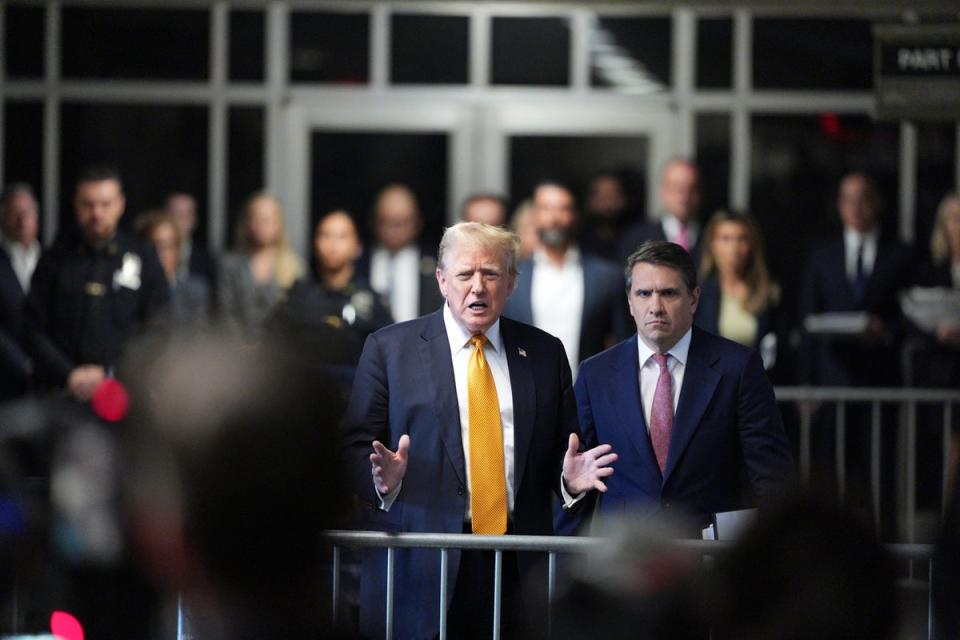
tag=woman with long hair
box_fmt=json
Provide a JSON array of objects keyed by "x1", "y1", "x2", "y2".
[
  {"x1": 218, "y1": 191, "x2": 304, "y2": 339},
  {"x1": 695, "y1": 210, "x2": 780, "y2": 368}
]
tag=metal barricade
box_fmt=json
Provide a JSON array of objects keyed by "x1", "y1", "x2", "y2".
[
  {"x1": 321, "y1": 531, "x2": 937, "y2": 640},
  {"x1": 773, "y1": 387, "x2": 960, "y2": 543}
]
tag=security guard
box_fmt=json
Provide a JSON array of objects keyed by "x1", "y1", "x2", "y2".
[
  {"x1": 26, "y1": 166, "x2": 169, "y2": 401},
  {"x1": 268, "y1": 210, "x2": 392, "y2": 362}
]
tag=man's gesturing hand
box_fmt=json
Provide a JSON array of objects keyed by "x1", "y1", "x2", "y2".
[
  {"x1": 562, "y1": 433, "x2": 617, "y2": 495},
  {"x1": 370, "y1": 434, "x2": 410, "y2": 495}
]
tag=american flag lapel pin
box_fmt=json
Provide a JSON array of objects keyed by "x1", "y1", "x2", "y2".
[{"x1": 518, "y1": 348, "x2": 527, "y2": 357}]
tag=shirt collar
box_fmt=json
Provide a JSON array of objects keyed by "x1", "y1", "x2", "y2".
[
  {"x1": 533, "y1": 245, "x2": 581, "y2": 268},
  {"x1": 636, "y1": 327, "x2": 692, "y2": 368},
  {"x1": 843, "y1": 226, "x2": 879, "y2": 247},
  {"x1": 443, "y1": 302, "x2": 503, "y2": 356},
  {"x1": 0, "y1": 233, "x2": 39, "y2": 254},
  {"x1": 661, "y1": 216, "x2": 699, "y2": 240}
]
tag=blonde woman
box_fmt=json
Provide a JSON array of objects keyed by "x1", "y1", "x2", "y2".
[
  {"x1": 218, "y1": 192, "x2": 304, "y2": 338},
  {"x1": 695, "y1": 210, "x2": 780, "y2": 368}
]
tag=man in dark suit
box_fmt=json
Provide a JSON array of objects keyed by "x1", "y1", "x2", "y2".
[
  {"x1": 356, "y1": 183, "x2": 445, "y2": 323},
  {"x1": 619, "y1": 159, "x2": 703, "y2": 266},
  {"x1": 503, "y1": 181, "x2": 628, "y2": 378},
  {"x1": 799, "y1": 172, "x2": 913, "y2": 387},
  {"x1": 344, "y1": 222, "x2": 615, "y2": 639},
  {"x1": 570, "y1": 241, "x2": 793, "y2": 532},
  {"x1": 0, "y1": 184, "x2": 41, "y2": 399}
]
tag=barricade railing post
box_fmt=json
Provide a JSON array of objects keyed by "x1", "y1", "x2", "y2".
[
  {"x1": 439, "y1": 548, "x2": 448, "y2": 640},
  {"x1": 493, "y1": 550, "x2": 503, "y2": 640},
  {"x1": 871, "y1": 401, "x2": 882, "y2": 533},
  {"x1": 332, "y1": 545, "x2": 340, "y2": 625},
  {"x1": 836, "y1": 401, "x2": 847, "y2": 502},
  {"x1": 547, "y1": 551, "x2": 557, "y2": 640},
  {"x1": 386, "y1": 546, "x2": 395, "y2": 640},
  {"x1": 943, "y1": 402, "x2": 953, "y2": 515},
  {"x1": 799, "y1": 400, "x2": 812, "y2": 484}
]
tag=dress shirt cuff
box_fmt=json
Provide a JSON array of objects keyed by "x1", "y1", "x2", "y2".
[
  {"x1": 376, "y1": 481, "x2": 402, "y2": 511},
  {"x1": 559, "y1": 473, "x2": 586, "y2": 509}
]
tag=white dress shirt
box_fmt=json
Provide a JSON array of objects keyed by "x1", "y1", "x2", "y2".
[
  {"x1": 1, "y1": 236, "x2": 40, "y2": 293},
  {"x1": 661, "y1": 216, "x2": 700, "y2": 249},
  {"x1": 380, "y1": 304, "x2": 582, "y2": 513},
  {"x1": 380, "y1": 305, "x2": 515, "y2": 517},
  {"x1": 531, "y1": 247, "x2": 584, "y2": 377},
  {"x1": 843, "y1": 227, "x2": 878, "y2": 282},
  {"x1": 370, "y1": 245, "x2": 421, "y2": 323},
  {"x1": 636, "y1": 328, "x2": 692, "y2": 433}
]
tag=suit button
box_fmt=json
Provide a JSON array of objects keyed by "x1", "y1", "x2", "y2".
[{"x1": 457, "y1": 485, "x2": 465, "y2": 496}]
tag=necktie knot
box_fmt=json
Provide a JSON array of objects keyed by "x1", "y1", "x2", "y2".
[
  {"x1": 654, "y1": 353, "x2": 669, "y2": 369},
  {"x1": 470, "y1": 334, "x2": 488, "y2": 350}
]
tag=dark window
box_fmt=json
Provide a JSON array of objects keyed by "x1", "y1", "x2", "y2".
[
  {"x1": 591, "y1": 16, "x2": 671, "y2": 92},
  {"x1": 227, "y1": 107, "x2": 265, "y2": 248},
  {"x1": 750, "y1": 114, "x2": 899, "y2": 326},
  {"x1": 696, "y1": 18, "x2": 733, "y2": 89},
  {"x1": 230, "y1": 10, "x2": 265, "y2": 82},
  {"x1": 59, "y1": 103, "x2": 209, "y2": 243},
  {"x1": 290, "y1": 12, "x2": 369, "y2": 84},
  {"x1": 3, "y1": 101, "x2": 44, "y2": 233},
  {"x1": 390, "y1": 14, "x2": 469, "y2": 85},
  {"x1": 309, "y1": 132, "x2": 448, "y2": 250},
  {"x1": 753, "y1": 18, "x2": 873, "y2": 90},
  {"x1": 695, "y1": 113, "x2": 731, "y2": 218},
  {"x1": 61, "y1": 7, "x2": 209, "y2": 80},
  {"x1": 491, "y1": 17, "x2": 570, "y2": 87},
  {"x1": 915, "y1": 123, "x2": 957, "y2": 261},
  {"x1": 5, "y1": 5, "x2": 45, "y2": 78},
  {"x1": 509, "y1": 135, "x2": 649, "y2": 215}
]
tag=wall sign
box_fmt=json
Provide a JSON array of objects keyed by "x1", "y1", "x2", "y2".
[{"x1": 874, "y1": 24, "x2": 960, "y2": 120}]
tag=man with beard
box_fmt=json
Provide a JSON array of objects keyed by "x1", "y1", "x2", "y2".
[{"x1": 504, "y1": 181, "x2": 628, "y2": 378}]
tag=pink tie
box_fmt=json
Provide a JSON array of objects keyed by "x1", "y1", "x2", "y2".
[
  {"x1": 650, "y1": 353, "x2": 673, "y2": 474},
  {"x1": 676, "y1": 224, "x2": 690, "y2": 252}
]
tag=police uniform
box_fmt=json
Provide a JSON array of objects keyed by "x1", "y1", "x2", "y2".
[
  {"x1": 26, "y1": 232, "x2": 169, "y2": 386},
  {"x1": 267, "y1": 273, "x2": 393, "y2": 364}
]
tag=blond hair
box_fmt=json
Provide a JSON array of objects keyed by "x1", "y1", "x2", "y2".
[
  {"x1": 236, "y1": 191, "x2": 304, "y2": 289},
  {"x1": 437, "y1": 222, "x2": 520, "y2": 280},
  {"x1": 930, "y1": 191, "x2": 960, "y2": 266},
  {"x1": 699, "y1": 210, "x2": 778, "y2": 314}
]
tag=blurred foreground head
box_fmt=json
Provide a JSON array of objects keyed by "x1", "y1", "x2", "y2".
[
  {"x1": 711, "y1": 495, "x2": 899, "y2": 640},
  {"x1": 553, "y1": 515, "x2": 708, "y2": 640},
  {"x1": 122, "y1": 332, "x2": 347, "y2": 635}
]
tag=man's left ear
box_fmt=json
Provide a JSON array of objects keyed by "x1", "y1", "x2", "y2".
[
  {"x1": 435, "y1": 268, "x2": 447, "y2": 298},
  {"x1": 690, "y1": 285, "x2": 701, "y2": 312}
]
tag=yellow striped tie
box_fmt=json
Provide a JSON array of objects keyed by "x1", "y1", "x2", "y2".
[{"x1": 468, "y1": 334, "x2": 507, "y2": 535}]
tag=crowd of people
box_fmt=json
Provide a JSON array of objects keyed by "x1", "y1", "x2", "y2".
[
  {"x1": 0, "y1": 159, "x2": 958, "y2": 638},
  {"x1": 3, "y1": 160, "x2": 958, "y2": 403}
]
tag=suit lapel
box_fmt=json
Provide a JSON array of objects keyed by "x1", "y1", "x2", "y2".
[
  {"x1": 417, "y1": 311, "x2": 466, "y2": 486},
  {"x1": 609, "y1": 336, "x2": 663, "y2": 487},
  {"x1": 580, "y1": 257, "x2": 600, "y2": 330},
  {"x1": 663, "y1": 328, "x2": 721, "y2": 485},
  {"x1": 511, "y1": 261, "x2": 535, "y2": 324},
  {"x1": 502, "y1": 319, "x2": 536, "y2": 498}
]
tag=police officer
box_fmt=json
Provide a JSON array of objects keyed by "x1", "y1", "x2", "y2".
[
  {"x1": 26, "y1": 166, "x2": 169, "y2": 401},
  {"x1": 268, "y1": 209, "x2": 392, "y2": 362}
]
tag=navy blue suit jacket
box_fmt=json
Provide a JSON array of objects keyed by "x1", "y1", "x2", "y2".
[
  {"x1": 503, "y1": 252, "x2": 629, "y2": 365},
  {"x1": 569, "y1": 327, "x2": 794, "y2": 531},
  {"x1": 0, "y1": 248, "x2": 31, "y2": 398},
  {"x1": 618, "y1": 219, "x2": 703, "y2": 267},
  {"x1": 343, "y1": 309, "x2": 578, "y2": 639},
  {"x1": 798, "y1": 233, "x2": 913, "y2": 386}
]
